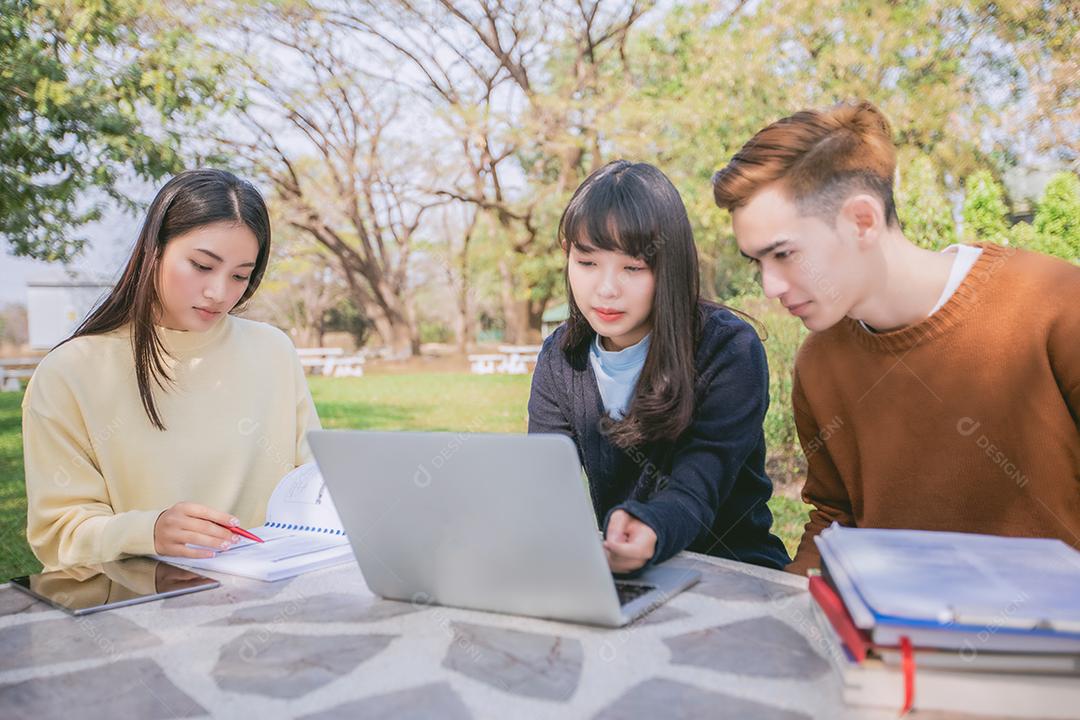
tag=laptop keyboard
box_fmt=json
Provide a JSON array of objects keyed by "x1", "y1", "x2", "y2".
[{"x1": 615, "y1": 581, "x2": 656, "y2": 606}]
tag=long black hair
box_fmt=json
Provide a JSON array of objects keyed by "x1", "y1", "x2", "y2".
[
  {"x1": 62, "y1": 169, "x2": 271, "y2": 430},
  {"x1": 559, "y1": 160, "x2": 704, "y2": 448}
]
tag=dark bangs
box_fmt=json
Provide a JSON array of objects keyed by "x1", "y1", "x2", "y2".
[{"x1": 559, "y1": 163, "x2": 664, "y2": 266}]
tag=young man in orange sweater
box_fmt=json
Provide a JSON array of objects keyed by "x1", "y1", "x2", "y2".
[{"x1": 712, "y1": 101, "x2": 1080, "y2": 576}]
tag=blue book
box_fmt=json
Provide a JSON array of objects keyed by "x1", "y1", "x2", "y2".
[{"x1": 815, "y1": 524, "x2": 1080, "y2": 653}]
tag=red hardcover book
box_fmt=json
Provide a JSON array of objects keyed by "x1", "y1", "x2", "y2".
[{"x1": 808, "y1": 575, "x2": 873, "y2": 663}]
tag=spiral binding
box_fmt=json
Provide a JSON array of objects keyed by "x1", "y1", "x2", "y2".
[{"x1": 264, "y1": 521, "x2": 346, "y2": 536}]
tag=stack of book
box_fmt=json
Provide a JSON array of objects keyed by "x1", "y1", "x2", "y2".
[{"x1": 808, "y1": 524, "x2": 1080, "y2": 717}]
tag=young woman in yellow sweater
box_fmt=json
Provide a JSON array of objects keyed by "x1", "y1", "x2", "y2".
[{"x1": 23, "y1": 169, "x2": 321, "y2": 571}]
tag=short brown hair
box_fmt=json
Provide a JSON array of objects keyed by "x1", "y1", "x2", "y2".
[{"x1": 712, "y1": 101, "x2": 899, "y2": 225}]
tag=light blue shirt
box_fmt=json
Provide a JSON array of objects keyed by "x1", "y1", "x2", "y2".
[{"x1": 588, "y1": 333, "x2": 651, "y2": 420}]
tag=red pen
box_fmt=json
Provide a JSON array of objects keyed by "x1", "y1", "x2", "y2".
[{"x1": 218, "y1": 523, "x2": 264, "y2": 543}]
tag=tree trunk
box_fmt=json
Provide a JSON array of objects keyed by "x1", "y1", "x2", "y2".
[
  {"x1": 496, "y1": 257, "x2": 550, "y2": 344},
  {"x1": 369, "y1": 309, "x2": 415, "y2": 356},
  {"x1": 455, "y1": 237, "x2": 472, "y2": 352},
  {"x1": 364, "y1": 276, "x2": 418, "y2": 356},
  {"x1": 498, "y1": 258, "x2": 524, "y2": 344},
  {"x1": 526, "y1": 297, "x2": 546, "y2": 343},
  {"x1": 404, "y1": 290, "x2": 421, "y2": 356},
  {"x1": 454, "y1": 283, "x2": 470, "y2": 352},
  {"x1": 321, "y1": 249, "x2": 417, "y2": 357},
  {"x1": 367, "y1": 305, "x2": 394, "y2": 349}
]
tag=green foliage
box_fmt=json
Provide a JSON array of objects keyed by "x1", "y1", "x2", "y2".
[
  {"x1": 1034, "y1": 172, "x2": 1080, "y2": 261},
  {"x1": 970, "y1": 172, "x2": 1079, "y2": 263},
  {"x1": 728, "y1": 295, "x2": 808, "y2": 484},
  {"x1": 0, "y1": 0, "x2": 233, "y2": 261},
  {"x1": 961, "y1": 170, "x2": 1010, "y2": 243},
  {"x1": 768, "y1": 495, "x2": 813, "y2": 560},
  {"x1": 0, "y1": 391, "x2": 38, "y2": 580},
  {"x1": 324, "y1": 299, "x2": 373, "y2": 348},
  {"x1": 611, "y1": 0, "x2": 1033, "y2": 294},
  {"x1": 418, "y1": 320, "x2": 453, "y2": 344},
  {"x1": 897, "y1": 154, "x2": 956, "y2": 250},
  {"x1": 982, "y1": 172, "x2": 1079, "y2": 264},
  {"x1": 1007, "y1": 221, "x2": 1038, "y2": 251},
  {"x1": 1007, "y1": 221, "x2": 1073, "y2": 261}
]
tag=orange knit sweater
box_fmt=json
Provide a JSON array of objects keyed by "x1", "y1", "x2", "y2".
[{"x1": 787, "y1": 243, "x2": 1080, "y2": 576}]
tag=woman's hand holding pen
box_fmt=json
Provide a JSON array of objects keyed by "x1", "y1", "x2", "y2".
[
  {"x1": 154, "y1": 502, "x2": 241, "y2": 558},
  {"x1": 603, "y1": 509, "x2": 657, "y2": 574}
]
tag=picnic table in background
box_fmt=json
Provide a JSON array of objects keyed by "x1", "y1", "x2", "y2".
[
  {"x1": 296, "y1": 347, "x2": 365, "y2": 378},
  {"x1": 0, "y1": 357, "x2": 41, "y2": 392},
  {"x1": 469, "y1": 345, "x2": 542, "y2": 375}
]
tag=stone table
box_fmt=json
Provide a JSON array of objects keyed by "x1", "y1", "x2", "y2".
[{"x1": 0, "y1": 553, "x2": 1023, "y2": 719}]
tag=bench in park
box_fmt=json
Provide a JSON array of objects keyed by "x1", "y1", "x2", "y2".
[
  {"x1": 468, "y1": 345, "x2": 541, "y2": 375},
  {"x1": 295, "y1": 347, "x2": 365, "y2": 378},
  {"x1": 0, "y1": 358, "x2": 41, "y2": 392},
  {"x1": 2, "y1": 347, "x2": 369, "y2": 389}
]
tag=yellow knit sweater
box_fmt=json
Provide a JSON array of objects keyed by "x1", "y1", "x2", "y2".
[{"x1": 23, "y1": 315, "x2": 321, "y2": 571}]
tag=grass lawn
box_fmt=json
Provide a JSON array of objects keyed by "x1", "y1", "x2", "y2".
[
  {"x1": 0, "y1": 373, "x2": 809, "y2": 580},
  {"x1": 0, "y1": 392, "x2": 30, "y2": 581}
]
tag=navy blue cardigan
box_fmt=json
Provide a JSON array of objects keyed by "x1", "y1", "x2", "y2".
[{"x1": 527, "y1": 305, "x2": 791, "y2": 570}]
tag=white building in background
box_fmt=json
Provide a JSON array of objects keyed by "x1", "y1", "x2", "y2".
[{"x1": 26, "y1": 276, "x2": 113, "y2": 350}]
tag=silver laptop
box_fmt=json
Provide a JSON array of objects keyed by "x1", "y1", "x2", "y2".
[{"x1": 308, "y1": 430, "x2": 700, "y2": 627}]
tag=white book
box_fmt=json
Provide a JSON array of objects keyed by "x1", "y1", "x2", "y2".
[
  {"x1": 154, "y1": 463, "x2": 354, "y2": 581},
  {"x1": 877, "y1": 647, "x2": 1080, "y2": 675},
  {"x1": 870, "y1": 622, "x2": 1080, "y2": 654},
  {"x1": 810, "y1": 600, "x2": 1080, "y2": 718}
]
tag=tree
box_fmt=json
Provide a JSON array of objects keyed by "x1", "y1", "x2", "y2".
[
  {"x1": 247, "y1": 220, "x2": 377, "y2": 349},
  {"x1": 324, "y1": 0, "x2": 655, "y2": 342},
  {"x1": 419, "y1": 203, "x2": 481, "y2": 352},
  {"x1": 251, "y1": 242, "x2": 347, "y2": 348},
  {"x1": 962, "y1": 170, "x2": 1010, "y2": 243},
  {"x1": 205, "y1": 2, "x2": 446, "y2": 355},
  {"x1": 897, "y1": 153, "x2": 956, "y2": 250},
  {"x1": 0, "y1": 0, "x2": 231, "y2": 261},
  {"x1": 156, "y1": 0, "x2": 1073, "y2": 347},
  {"x1": 974, "y1": 1, "x2": 1080, "y2": 159},
  {"x1": 610, "y1": 0, "x2": 1077, "y2": 294},
  {"x1": 1034, "y1": 172, "x2": 1080, "y2": 261},
  {"x1": 323, "y1": 298, "x2": 373, "y2": 350}
]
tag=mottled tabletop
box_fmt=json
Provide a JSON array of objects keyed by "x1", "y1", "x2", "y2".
[{"x1": 0, "y1": 553, "x2": 1014, "y2": 719}]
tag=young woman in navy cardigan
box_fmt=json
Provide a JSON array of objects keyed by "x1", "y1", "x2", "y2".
[{"x1": 528, "y1": 160, "x2": 790, "y2": 573}]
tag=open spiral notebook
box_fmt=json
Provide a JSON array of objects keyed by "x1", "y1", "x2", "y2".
[{"x1": 153, "y1": 463, "x2": 354, "y2": 581}]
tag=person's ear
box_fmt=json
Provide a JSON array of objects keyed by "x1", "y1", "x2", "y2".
[{"x1": 838, "y1": 193, "x2": 886, "y2": 250}]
